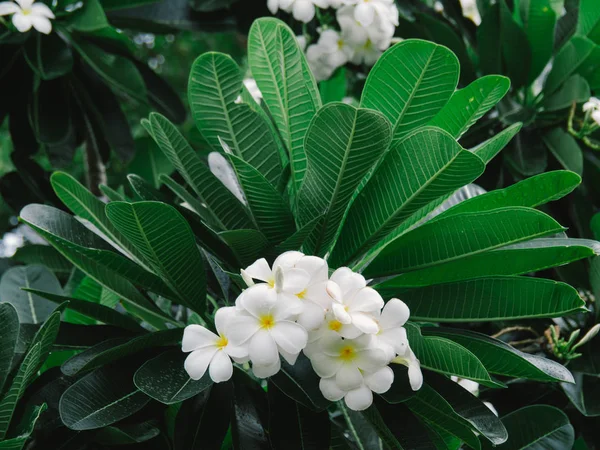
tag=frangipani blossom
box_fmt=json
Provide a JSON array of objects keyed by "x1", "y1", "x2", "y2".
[
  {"x1": 341, "y1": 0, "x2": 398, "y2": 28},
  {"x1": 182, "y1": 307, "x2": 248, "y2": 383},
  {"x1": 228, "y1": 284, "x2": 308, "y2": 376},
  {"x1": 268, "y1": 0, "x2": 329, "y2": 22},
  {"x1": 391, "y1": 347, "x2": 423, "y2": 391},
  {"x1": 0, "y1": 0, "x2": 55, "y2": 34},
  {"x1": 583, "y1": 97, "x2": 600, "y2": 126},
  {"x1": 375, "y1": 298, "x2": 410, "y2": 361}
]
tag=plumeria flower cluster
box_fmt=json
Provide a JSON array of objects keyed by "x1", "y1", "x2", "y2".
[
  {"x1": 182, "y1": 251, "x2": 422, "y2": 411},
  {"x1": 268, "y1": 0, "x2": 399, "y2": 80},
  {"x1": 0, "y1": 0, "x2": 54, "y2": 34},
  {"x1": 583, "y1": 97, "x2": 600, "y2": 127}
]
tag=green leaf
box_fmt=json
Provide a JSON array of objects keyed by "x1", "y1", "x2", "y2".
[
  {"x1": 319, "y1": 67, "x2": 347, "y2": 104},
  {"x1": 248, "y1": 18, "x2": 321, "y2": 192},
  {"x1": 542, "y1": 75, "x2": 590, "y2": 111},
  {"x1": 67, "y1": 0, "x2": 109, "y2": 31},
  {"x1": 24, "y1": 288, "x2": 142, "y2": 332},
  {"x1": 275, "y1": 215, "x2": 324, "y2": 253},
  {"x1": 61, "y1": 328, "x2": 182, "y2": 376},
  {"x1": 94, "y1": 422, "x2": 160, "y2": 445},
  {"x1": 128, "y1": 137, "x2": 175, "y2": 190},
  {"x1": 0, "y1": 265, "x2": 61, "y2": 324},
  {"x1": 365, "y1": 207, "x2": 565, "y2": 278},
  {"x1": 231, "y1": 369, "x2": 270, "y2": 449},
  {"x1": 429, "y1": 75, "x2": 510, "y2": 139},
  {"x1": 331, "y1": 127, "x2": 485, "y2": 266},
  {"x1": 360, "y1": 40, "x2": 459, "y2": 143},
  {"x1": 544, "y1": 36, "x2": 597, "y2": 95},
  {"x1": 562, "y1": 372, "x2": 600, "y2": 416},
  {"x1": 297, "y1": 103, "x2": 392, "y2": 256},
  {"x1": 469, "y1": 122, "x2": 522, "y2": 163},
  {"x1": 392, "y1": 276, "x2": 585, "y2": 322},
  {"x1": 0, "y1": 343, "x2": 41, "y2": 439},
  {"x1": 149, "y1": 113, "x2": 253, "y2": 231},
  {"x1": 60, "y1": 363, "x2": 151, "y2": 431},
  {"x1": 106, "y1": 201, "x2": 207, "y2": 314},
  {"x1": 188, "y1": 52, "x2": 283, "y2": 186},
  {"x1": 0, "y1": 304, "x2": 18, "y2": 393},
  {"x1": 134, "y1": 350, "x2": 212, "y2": 405},
  {"x1": 0, "y1": 404, "x2": 46, "y2": 450},
  {"x1": 483, "y1": 405, "x2": 574, "y2": 449},
  {"x1": 219, "y1": 229, "x2": 270, "y2": 267},
  {"x1": 576, "y1": 0, "x2": 600, "y2": 44},
  {"x1": 12, "y1": 245, "x2": 72, "y2": 274},
  {"x1": 405, "y1": 323, "x2": 500, "y2": 388},
  {"x1": 405, "y1": 385, "x2": 481, "y2": 450},
  {"x1": 543, "y1": 128, "x2": 583, "y2": 175},
  {"x1": 51, "y1": 172, "x2": 151, "y2": 268},
  {"x1": 226, "y1": 154, "x2": 296, "y2": 244},
  {"x1": 423, "y1": 327, "x2": 573, "y2": 383},
  {"x1": 376, "y1": 237, "x2": 599, "y2": 287},
  {"x1": 520, "y1": 0, "x2": 557, "y2": 82},
  {"x1": 361, "y1": 403, "x2": 403, "y2": 449},
  {"x1": 336, "y1": 402, "x2": 381, "y2": 449},
  {"x1": 24, "y1": 32, "x2": 73, "y2": 80}
]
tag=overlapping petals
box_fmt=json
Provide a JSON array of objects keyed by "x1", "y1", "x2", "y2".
[{"x1": 0, "y1": 0, "x2": 55, "y2": 34}]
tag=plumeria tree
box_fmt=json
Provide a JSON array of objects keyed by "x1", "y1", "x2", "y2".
[{"x1": 1, "y1": 15, "x2": 599, "y2": 448}]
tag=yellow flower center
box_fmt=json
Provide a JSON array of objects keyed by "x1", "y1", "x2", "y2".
[
  {"x1": 337, "y1": 39, "x2": 344, "y2": 49},
  {"x1": 259, "y1": 314, "x2": 275, "y2": 329},
  {"x1": 216, "y1": 336, "x2": 228, "y2": 349},
  {"x1": 339, "y1": 345, "x2": 356, "y2": 362},
  {"x1": 268, "y1": 279, "x2": 275, "y2": 288},
  {"x1": 297, "y1": 289, "x2": 307, "y2": 299},
  {"x1": 329, "y1": 320, "x2": 343, "y2": 332},
  {"x1": 22, "y1": 8, "x2": 31, "y2": 15}
]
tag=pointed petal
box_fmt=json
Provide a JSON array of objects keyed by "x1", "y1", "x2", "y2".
[
  {"x1": 344, "y1": 384, "x2": 373, "y2": 411},
  {"x1": 244, "y1": 258, "x2": 273, "y2": 283},
  {"x1": 336, "y1": 364, "x2": 363, "y2": 391},
  {"x1": 182, "y1": 324, "x2": 219, "y2": 352},
  {"x1": 184, "y1": 347, "x2": 218, "y2": 380},
  {"x1": 31, "y1": 3, "x2": 55, "y2": 18},
  {"x1": 241, "y1": 269, "x2": 255, "y2": 287},
  {"x1": 0, "y1": 3, "x2": 20, "y2": 16},
  {"x1": 209, "y1": 350, "x2": 233, "y2": 383},
  {"x1": 249, "y1": 329, "x2": 279, "y2": 366},
  {"x1": 279, "y1": 347, "x2": 299, "y2": 365},
  {"x1": 271, "y1": 320, "x2": 308, "y2": 354},
  {"x1": 380, "y1": 299, "x2": 410, "y2": 329},
  {"x1": 319, "y1": 377, "x2": 346, "y2": 401},
  {"x1": 364, "y1": 366, "x2": 394, "y2": 394}
]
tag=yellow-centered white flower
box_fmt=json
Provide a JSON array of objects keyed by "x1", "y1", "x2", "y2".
[
  {"x1": 374, "y1": 298, "x2": 410, "y2": 361},
  {"x1": 0, "y1": 0, "x2": 54, "y2": 34},
  {"x1": 391, "y1": 347, "x2": 423, "y2": 391},
  {"x1": 182, "y1": 307, "x2": 248, "y2": 383}
]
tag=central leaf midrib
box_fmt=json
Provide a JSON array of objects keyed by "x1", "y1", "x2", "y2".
[{"x1": 70, "y1": 390, "x2": 144, "y2": 429}]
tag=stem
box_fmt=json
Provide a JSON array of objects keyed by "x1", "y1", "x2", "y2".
[{"x1": 492, "y1": 326, "x2": 540, "y2": 339}]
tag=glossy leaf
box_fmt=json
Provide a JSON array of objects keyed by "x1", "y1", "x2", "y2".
[
  {"x1": 562, "y1": 372, "x2": 600, "y2": 416},
  {"x1": 576, "y1": 0, "x2": 600, "y2": 44},
  {"x1": 542, "y1": 75, "x2": 590, "y2": 111},
  {"x1": 520, "y1": 0, "x2": 557, "y2": 82},
  {"x1": 23, "y1": 32, "x2": 73, "y2": 80},
  {"x1": 231, "y1": 369, "x2": 271, "y2": 449},
  {"x1": 12, "y1": 245, "x2": 71, "y2": 274},
  {"x1": 469, "y1": 122, "x2": 522, "y2": 163},
  {"x1": 544, "y1": 36, "x2": 597, "y2": 95},
  {"x1": 0, "y1": 304, "x2": 18, "y2": 393},
  {"x1": 0, "y1": 403, "x2": 46, "y2": 450},
  {"x1": 543, "y1": 128, "x2": 583, "y2": 175},
  {"x1": 361, "y1": 40, "x2": 459, "y2": 142}
]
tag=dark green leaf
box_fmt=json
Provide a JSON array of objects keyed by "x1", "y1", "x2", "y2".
[
  {"x1": 231, "y1": 369, "x2": 270, "y2": 449},
  {"x1": 469, "y1": 122, "x2": 522, "y2": 163},
  {"x1": 0, "y1": 303, "x2": 18, "y2": 393},
  {"x1": 24, "y1": 32, "x2": 73, "y2": 80},
  {"x1": 520, "y1": 0, "x2": 557, "y2": 82},
  {"x1": 542, "y1": 128, "x2": 583, "y2": 175},
  {"x1": 542, "y1": 75, "x2": 590, "y2": 111},
  {"x1": 12, "y1": 245, "x2": 71, "y2": 274}
]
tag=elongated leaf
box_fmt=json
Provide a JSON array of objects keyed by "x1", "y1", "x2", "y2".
[
  {"x1": 0, "y1": 304, "x2": 18, "y2": 393},
  {"x1": 577, "y1": 0, "x2": 600, "y2": 43},
  {"x1": 13, "y1": 245, "x2": 71, "y2": 274},
  {"x1": 361, "y1": 40, "x2": 459, "y2": 143},
  {"x1": 542, "y1": 75, "x2": 590, "y2": 112},
  {"x1": 391, "y1": 276, "x2": 586, "y2": 322},
  {"x1": 543, "y1": 128, "x2": 583, "y2": 175},
  {"x1": 188, "y1": 53, "x2": 282, "y2": 185},
  {"x1": 219, "y1": 229, "x2": 270, "y2": 267},
  {"x1": 24, "y1": 288, "x2": 142, "y2": 332},
  {"x1": 405, "y1": 323, "x2": 499, "y2": 387},
  {"x1": 94, "y1": 422, "x2": 160, "y2": 445},
  {"x1": 297, "y1": 103, "x2": 391, "y2": 256},
  {"x1": 60, "y1": 363, "x2": 151, "y2": 431},
  {"x1": 134, "y1": 350, "x2": 212, "y2": 405},
  {"x1": 61, "y1": 328, "x2": 182, "y2": 376},
  {"x1": 561, "y1": 372, "x2": 600, "y2": 417},
  {"x1": 377, "y1": 238, "x2": 600, "y2": 287},
  {"x1": 149, "y1": 113, "x2": 253, "y2": 231},
  {"x1": 19, "y1": 204, "x2": 175, "y2": 329},
  {"x1": 429, "y1": 75, "x2": 510, "y2": 139},
  {"x1": 520, "y1": 0, "x2": 557, "y2": 82},
  {"x1": 469, "y1": 122, "x2": 522, "y2": 163},
  {"x1": 361, "y1": 404, "x2": 403, "y2": 449},
  {"x1": 106, "y1": 201, "x2": 206, "y2": 314},
  {"x1": 0, "y1": 265, "x2": 61, "y2": 324},
  {"x1": 0, "y1": 404, "x2": 46, "y2": 450},
  {"x1": 231, "y1": 369, "x2": 270, "y2": 449},
  {"x1": 482, "y1": 405, "x2": 574, "y2": 449},
  {"x1": 544, "y1": 36, "x2": 597, "y2": 95},
  {"x1": 0, "y1": 343, "x2": 41, "y2": 439},
  {"x1": 226, "y1": 154, "x2": 295, "y2": 244},
  {"x1": 331, "y1": 127, "x2": 485, "y2": 265},
  {"x1": 275, "y1": 215, "x2": 324, "y2": 253},
  {"x1": 365, "y1": 207, "x2": 564, "y2": 277},
  {"x1": 248, "y1": 18, "x2": 320, "y2": 191},
  {"x1": 422, "y1": 327, "x2": 574, "y2": 383}
]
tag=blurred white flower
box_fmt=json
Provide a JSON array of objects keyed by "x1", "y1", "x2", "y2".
[
  {"x1": 341, "y1": 0, "x2": 397, "y2": 28},
  {"x1": 268, "y1": 0, "x2": 330, "y2": 22},
  {"x1": 583, "y1": 97, "x2": 600, "y2": 126},
  {"x1": 243, "y1": 78, "x2": 262, "y2": 103},
  {"x1": 182, "y1": 307, "x2": 248, "y2": 383},
  {"x1": 451, "y1": 376, "x2": 480, "y2": 395},
  {"x1": 459, "y1": 0, "x2": 481, "y2": 25},
  {"x1": 0, "y1": 0, "x2": 54, "y2": 34}
]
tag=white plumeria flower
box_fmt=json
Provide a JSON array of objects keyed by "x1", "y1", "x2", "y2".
[
  {"x1": 304, "y1": 311, "x2": 364, "y2": 359},
  {"x1": 306, "y1": 43, "x2": 338, "y2": 81},
  {"x1": 391, "y1": 347, "x2": 423, "y2": 391},
  {"x1": 182, "y1": 307, "x2": 248, "y2": 383},
  {"x1": 0, "y1": 0, "x2": 54, "y2": 34},
  {"x1": 375, "y1": 298, "x2": 410, "y2": 361},
  {"x1": 310, "y1": 333, "x2": 388, "y2": 392},
  {"x1": 268, "y1": 0, "x2": 329, "y2": 22},
  {"x1": 341, "y1": 0, "x2": 398, "y2": 28},
  {"x1": 320, "y1": 365, "x2": 394, "y2": 410},
  {"x1": 315, "y1": 29, "x2": 355, "y2": 68},
  {"x1": 326, "y1": 267, "x2": 384, "y2": 334},
  {"x1": 583, "y1": 97, "x2": 600, "y2": 126},
  {"x1": 337, "y1": 5, "x2": 395, "y2": 51},
  {"x1": 459, "y1": 0, "x2": 481, "y2": 25},
  {"x1": 228, "y1": 283, "x2": 308, "y2": 376}
]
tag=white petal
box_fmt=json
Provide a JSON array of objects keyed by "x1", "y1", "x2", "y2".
[
  {"x1": 244, "y1": 258, "x2": 273, "y2": 283},
  {"x1": 409, "y1": 361, "x2": 423, "y2": 391},
  {"x1": 249, "y1": 329, "x2": 279, "y2": 366},
  {"x1": 380, "y1": 327, "x2": 408, "y2": 356},
  {"x1": 310, "y1": 353, "x2": 341, "y2": 378},
  {"x1": 279, "y1": 348, "x2": 300, "y2": 365},
  {"x1": 293, "y1": 0, "x2": 315, "y2": 22},
  {"x1": 227, "y1": 315, "x2": 260, "y2": 346},
  {"x1": 31, "y1": 3, "x2": 55, "y2": 18},
  {"x1": 271, "y1": 320, "x2": 308, "y2": 354},
  {"x1": 241, "y1": 269, "x2": 255, "y2": 287},
  {"x1": 0, "y1": 2, "x2": 20, "y2": 16},
  {"x1": 592, "y1": 110, "x2": 600, "y2": 126},
  {"x1": 332, "y1": 302, "x2": 352, "y2": 324},
  {"x1": 330, "y1": 267, "x2": 354, "y2": 285},
  {"x1": 267, "y1": 0, "x2": 279, "y2": 13},
  {"x1": 240, "y1": 284, "x2": 277, "y2": 318},
  {"x1": 364, "y1": 366, "x2": 394, "y2": 393},
  {"x1": 215, "y1": 306, "x2": 237, "y2": 336},
  {"x1": 380, "y1": 299, "x2": 410, "y2": 329},
  {"x1": 326, "y1": 280, "x2": 343, "y2": 304},
  {"x1": 296, "y1": 302, "x2": 326, "y2": 330},
  {"x1": 305, "y1": 281, "x2": 332, "y2": 310},
  {"x1": 344, "y1": 384, "x2": 373, "y2": 411},
  {"x1": 209, "y1": 350, "x2": 233, "y2": 383},
  {"x1": 12, "y1": 12, "x2": 31, "y2": 32},
  {"x1": 349, "y1": 287, "x2": 384, "y2": 312},
  {"x1": 184, "y1": 347, "x2": 218, "y2": 380},
  {"x1": 273, "y1": 293, "x2": 304, "y2": 319},
  {"x1": 319, "y1": 29, "x2": 341, "y2": 51},
  {"x1": 356, "y1": 347, "x2": 388, "y2": 372},
  {"x1": 338, "y1": 322, "x2": 364, "y2": 339},
  {"x1": 351, "y1": 312, "x2": 380, "y2": 334},
  {"x1": 225, "y1": 343, "x2": 248, "y2": 359},
  {"x1": 319, "y1": 331, "x2": 347, "y2": 357},
  {"x1": 273, "y1": 251, "x2": 303, "y2": 271},
  {"x1": 296, "y1": 256, "x2": 328, "y2": 282},
  {"x1": 252, "y1": 358, "x2": 281, "y2": 378},
  {"x1": 336, "y1": 364, "x2": 363, "y2": 391},
  {"x1": 15, "y1": 0, "x2": 32, "y2": 9},
  {"x1": 319, "y1": 377, "x2": 346, "y2": 401},
  {"x1": 282, "y1": 268, "x2": 311, "y2": 294},
  {"x1": 355, "y1": 3, "x2": 375, "y2": 26},
  {"x1": 182, "y1": 324, "x2": 219, "y2": 352}
]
